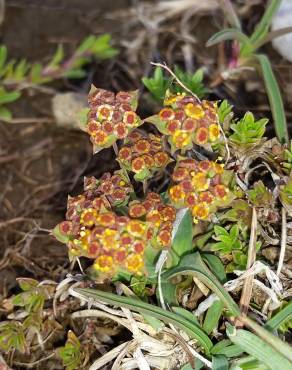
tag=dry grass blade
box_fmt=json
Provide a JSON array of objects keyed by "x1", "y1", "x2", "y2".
[
  {"x1": 238, "y1": 207, "x2": 257, "y2": 320},
  {"x1": 89, "y1": 341, "x2": 133, "y2": 370},
  {"x1": 277, "y1": 207, "x2": 287, "y2": 276},
  {"x1": 263, "y1": 207, "x2": 287, "y2": 313}
]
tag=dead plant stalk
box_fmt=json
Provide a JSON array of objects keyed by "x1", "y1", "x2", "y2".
[{"x1": 238, "y1": 207, "x2": 257, "y2": 320}]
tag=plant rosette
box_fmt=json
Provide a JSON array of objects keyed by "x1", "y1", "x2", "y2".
[
  {"x1": 86, "y1": 86, "x2": 142, "y2": 153},
  {"x1": 146, "y1": 91, "x2": 221, "y2": 153}
]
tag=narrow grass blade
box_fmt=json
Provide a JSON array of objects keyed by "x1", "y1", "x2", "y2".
[
  {"x1": 256, "y1": 53, "x2": 288, "y2": 143},
  {"x1": 75, "y1": 288, "x2": 213, "y2": 354},
  {"x1": 206, "y1": 28, "x2": 251, "y2": 47},
  {"x1": 226, "y1": 324, "x2": 292, "y2": 370},
  {"x1": 265, "y1": 301, "x2": 292, "y2": 331},
  {"x1": 241, "y1": 315, "x2": 292, "y2": 362},
  {"x1": 163, "y1": 252, "x2": 240, "y2": 317},
  {"x1": 250, "y1": 0, "x2": 281, "y2": 44}
]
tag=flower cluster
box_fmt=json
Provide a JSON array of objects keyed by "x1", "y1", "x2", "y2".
[
  {"x1": 147, "y1": 92, "x2": 220, "y2": 152},
  {"x1": 169, "y1": 158, "x2": 234, "y2": 223},
  {"x1": 83, "y1": 170, "x2": 133, "y2": 207},
  {"x1": 86, "y1": 86, "x2": 142, "y2": 152},
  {"x1": 118, "y1": 131, "x2": 171, "y2": 182},
  {"x1": 54, "y1": 190, "x2": 176, "y2": 277},
  {"x1": 128, "y1": 192, "x2": 176, "y2": 248}
]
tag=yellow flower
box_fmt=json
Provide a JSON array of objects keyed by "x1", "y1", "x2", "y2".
[
  {"x1": 94, "y1": 255, "x2": 114, "y2": 273},
  {"x1": 101, "y1": 229, "x2": 119, "y2": 249},
  {"x1": 191, "y1": 172, "x2": 210, "y2": 191},
  {"x1": 213, "y1": 162, "x2": 224, "y2": 174},
  {"x1": 173, "y1": 130, "x2": 192, "y2": 148},
  {"x1": 164, "y1": 93, "x2": 184, "y2": 106},
  {"x1": 126, "y1": 220, "x2": 146, "y2": 237},
  {"x1": 79, "y1": 229, "x2": 91, "y2": 249},
  {"x1": 209, "y1": 124, "x2": 220, "y2": 141},
  {"x1": 169, "y1": 185, "x2": 185, "y2": 202},
  {"x1": 184, "y1": 103, "x2": 204, "y2": 119},
  {"x1": 192, "y1": 202, "x2": 209, "y2": 220},
  {"x1": 125, "y1": 253, "x2": 144, "y2": 274}
]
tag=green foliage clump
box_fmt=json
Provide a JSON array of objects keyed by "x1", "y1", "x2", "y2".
[
  {"x1": 229, "y1": 112, "x2": 268, "y2": 146},
  {"x1": 0, "y1": 34, "x2": 117, "y2": 120},
  {"x1": 142, "y1": 66, "x2": 208, "y2": 103}
]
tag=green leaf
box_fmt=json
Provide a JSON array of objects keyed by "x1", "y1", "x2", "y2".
[
  {"x1": 13, "y1": 59, "x2": 29, "y2": 80},
  {"x1": 90, "y1": 34, "x2": 118, "y2": 59},
  {"x1": 171, "y1": 306, "x2": 199, "y2": 326},
  {"x1": 214, "y1": 344, "x2": 243, "y2": 358},
  {"x1": 201, "y1": 253, "x2": 227, "y2": 283},
  {"x1": 211, "y1": 340, "x2": 244, "y2": 358},
  {"x1": 180, "y1": 364, "x2": 195, "y2": 370},
  {"x1": 76, "y1": 287, "x2": 213, "y2": 354},
  {"x1": 142, "y1": 66, "x2": 207, "y2": 103},
  {"x1": 229, "y1": 111, "x2": 268, "y2": 146},
  {"x1": 77, "y1": 107, "x2": 90, "y2": 129},
  {"x1": 214, "y1": 225, "x2": 229, "y2": 237},
  {"x1": 265, "y1": 301, "x2": 292, "y2": 331},
  {"x1": 0, "y1": 88, "x2": 21, "y2": 104},
  {"x1": 255, "y1": 53, "x2": 288, "y2": 143},
  {"x1": 76, "y1": 35, "x2": 96, "y2": 54},
  {"x1": 64, "y1": 68, "x2": 87, "y2": 79},
  {"x1": 158, "y1": 280, "x2": 178, "y2": 306},
  {"x1": 57, "y1": 331, "x2": 82, "y2": 370},
  {"x1": 0, "y1": 45, "x2": 7, "y2": 71},
  {"x1": 52, "y1": 224, "x2": 70, "y2": 244},
  {"x1": 250, "y1": 0, "x2": 281, "y2": 45},
  {"x1": 0, "y1": 106, "x2": 12, "y2": 120},
  {"x1": 226, "y1": 324, "x2": 292, "y2": 370},
  {"x1": 230, "y1": 356, "x2": 269, "y2": 370},
  {"x1": 17, "y1": 278, "x2": 38, "y2": 291},
  {"x1": 242, "y1": 316, "x2": 292, "y2": 362},
  {"x1": 48, "y1": 44, "x2": 64, "y2": 69},
  {"x1": 203, "y1": 299, "x2": 224, "y2": 334},
  {"x1": 0, "y1": 321, "x2": 27, "y2": 353},
  {"x1": 143, "y1": 314, "x2": 164, "y2": 332},
  {"x1": 30, "y1": 63, "x2": 45, "y2": 83},
  {"x1": 212, "y1": 355, "x2": 229, "y2": 370},
  {"x1": 171, "y1": 208, "x2": 193, "y2": 258},
  {"x1": 142, "y1": 67, "x2": 170, "y2": 103},
  {"x1": 206, "y1": 28, "x2": 252, "y2": 49},
  {"x1": 163, "y1": 252, "x2": 240, "y2": 316},
  {"x1": 218, "y1": 100, "x2": 233, "y2": 125}
]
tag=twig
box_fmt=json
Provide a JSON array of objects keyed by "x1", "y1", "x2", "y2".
[
  {"x1": 150, "y1": 62, "x2": 201, "y2": 102},
  {"x1": 238, "y1": 207, "x2": 257, "y2": 320},
  {"x1": 218, "y1": 122, "x2": 230, "y2": 164},
  {"x1": 13, "y1": 353, "x2": 55, "y2": 368},
  {"x1": 1, "y1": 117, "x2": 54, "y2": 124},
  {"x1": 0, "y1": 217, "x2": 33, "y2": 229}
]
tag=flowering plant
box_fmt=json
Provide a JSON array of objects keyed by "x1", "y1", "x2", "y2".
[{"x1": 54, "y1": 87, "x2": 234, "y2": 280}]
